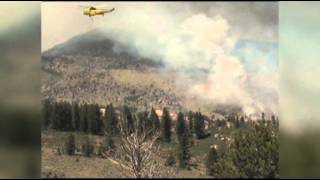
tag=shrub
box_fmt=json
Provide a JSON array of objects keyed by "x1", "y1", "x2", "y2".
[
  {"x1": 165, "y1": 151, "x2": 176, "y2": 167},
  {"x1": 82, "y1": 135, "x2": 94, "y2": 157}
]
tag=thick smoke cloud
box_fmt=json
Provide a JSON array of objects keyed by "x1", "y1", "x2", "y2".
[
  {"x1": 94, "y1": 2, "x2": 277, "y2": 115},
  {"x1": 42, "y1": 2, "x2": 278, "y2": 116},
  {"x1": 165, "y1": 2, "x2": 278, "y2": 42}
]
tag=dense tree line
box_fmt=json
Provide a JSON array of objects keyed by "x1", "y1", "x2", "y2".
[
  {"x1": 43, "y1": 99, "x2": 278, "y2": 177},
  {"x1": 43, "y1": 99, "x2": 206, "y2": 171},
  {"x1": 42, "y1": 100, "x2": 179, "y2": 138},
  {"x1": 42, "y1": 99, "x2": 103, "y2": 135}
]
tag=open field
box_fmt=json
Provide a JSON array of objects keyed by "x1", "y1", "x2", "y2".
[{"x1": 41, "y1": 125, "x2": 236, "y2": 178}]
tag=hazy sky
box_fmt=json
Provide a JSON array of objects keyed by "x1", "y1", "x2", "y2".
[
  {"x1": 42, "y1": 2, "x2": 278, "y2": 51},
  {"x1": 280, "y1": 2, "x2": 320, "y2": 133},
  {"x1": 0, "y1": 2, "x2": 38, "y2": 34},
  {"x1": 0, "y1": 2, "x2": 41, "y2": 109}
]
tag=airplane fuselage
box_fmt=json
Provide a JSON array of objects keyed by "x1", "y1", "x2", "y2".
[{"x1": 83, "y1": 8, "x2": 114, "y2": 16}]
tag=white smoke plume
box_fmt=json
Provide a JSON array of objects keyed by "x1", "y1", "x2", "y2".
[
  {"x1": 43, "y1": 2, "x2": 278, "y2": 116},
  {"x1": 95, "y1": 3, "x2": 235, "y2": 69},
  {"x1": 93, "y1": 2, "x2": 277, "y2": 115}
]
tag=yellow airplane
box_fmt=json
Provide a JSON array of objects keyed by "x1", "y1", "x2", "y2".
[{"x1": 80, "y1": 5, "x2": 115, "y2": 20}]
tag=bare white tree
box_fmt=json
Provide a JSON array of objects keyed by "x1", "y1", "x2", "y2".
[{"x1": 102, "y1": 113, "x2": 177, "y2": 178}]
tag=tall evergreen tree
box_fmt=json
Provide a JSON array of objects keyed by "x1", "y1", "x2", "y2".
[
  {"x1": 137, "y1": 111, "x2": 147, "y2": 135},
  {"x1": 95, "y1": 104, "x2": 102, "y2": 134},
  {"x1": 71, "y1": 102, "x2": 80, "y2": 131},
  {"x1": 271, "y1": 115, "x2": 276, "y2": 126},
  {"x1": 235, "y1": 117, "x2": 240, "y2": 129},
  {"x1": 87, "y1": 104, "x2": 101, "y2": 134},
  {"x1": 66, "y1": 102, "x2": 73, "y2": 131},
  {"x1": 240, "y1": 116, "x2": 245, "y2": 124},
  {"x1": 206, "y1": 146, "x2": 219, "y2": 176},
  {"x1": 50, "y1": 102, "x2": 59, "y2": 130},
  {"x1": 65, "y1": 133, "x2": 76, "y2": 155},
  {"x1": 79, "y1": 103, "x2": 88, "y2": 133},
  {"x1": 232, "y1": 123, "x2": 279, "y2": 178},
  {"x1": 123, "y1": 105, "x2": 134, "y2": 134},
  {"x1": 58, "y1": 101, "x2": 72, "y2": 131},
  {"x1": 53, "y1": 102, "x2": 66, "y2": 130},
  {"x1": 194, "y1": 112, "x2": 205, "y2": 139},
  {"x1": 145, "y1": 111, "x2": 153, "y2": 131},
  {"x1": 139, "y1": 111, "x2": 151, "y2": 131},
  {"x1": 177, "y1": 128, "x2": 191, "y2": 169},
  {"x1": 42, "y1": 99, "x2": 52, "y2": 129},
  {"x1": 149, "y1": 107, "x2": 160, "y2": 131},
  {"x1": 188, "y1": 111, "x2": 194, "y2": 134},
  {"x1": 104, "y1": 104, "x2": 118, "y2": 135},
  {"x1": 161, "y1": 107, "x2": 172, "y2": 143},
  {"x1": 206, "y1": 147, "x2": 240, "y2": 178},
  {"x1": 261, "y1": 112, "x2": 266, "y2": 124},
  {"x1": 87, "y1": 105, "x2": 92, "y2": 133},
  {"x1": 175, "y1": 112, "x2": 186, "y2": 140}
]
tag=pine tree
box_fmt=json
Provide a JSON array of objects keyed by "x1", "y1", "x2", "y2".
[
  {"x1": 161, "y1": 107, "x2": 172, "y2": 143},
  {"x1": 206, "y1": 148, "x2": 240, "y2": 178},
  {"x1": 42, "y1": 99, "x2": 52, "y2": 129},
  {"x1": 240, "y1": 116, "x2": 245, "y2": 124},
  {"x1": 65, "y1": 102, "x2": 72, "y2": 131},
  {"x1": 104, "y1": 104, "x2": 118, "y2": 136},
  {"x1": 194, "y1": 112, "x2": 205, "y2": 139},
  {"x1": 54, "y1": 101, "x2": 62, "y2": 130},
  {"x1": 271, "y1": 115, "x2": 276, "y2": 126},
  {"x1": 87, "y1": 104, "x2": 102, "y2": 135},
  {"x1": 71, "y1": 102, "x2": 80, "y2": 131},
  {"x1": 79, "y1": 103, "x2": 88, "y2": 133},
  {"x1": 232, "y1": 123, "x2": 279, "y2": 178},
  {"x1": 261, "y1": 112, "x2": 266, "y2": 124},
  {"x1": 149, "y1": 107, "x2": 160, "y2": 131},
  {"x1": 137, "y1": 111, "x2": 146, "y2": 135},
  {"x1": 94, "y1": 104, "x2": 102, "y2": 134},
  {"x1": 87, "y1": 104, "x2": 93, "y2": 134},
  {"x1": 235, "y1": 117, "x2": 240, "y2": 129},
  {"x1": 123, "y1": 105, "x2": 134, "y2": 134},
  {"x1": 56, "y1": 101, "x2": 71, "y2": 131},
  {"x1": 50, "y1": 102, "x2": 60, "y2": 130},
  {"x1": 177, "y1": 128, "x2": 191, "y2": 169},
  {"x1": 175, "y1": 112, "x2": 186, "y2": 140},
  {"x1": 139, "y1": 111, "x2": 151, "y2": 131},
  {"x1": 188, "y1": 111, "x2": 194, "y2": 134},
  {"x1": 206, "y1": 146, "x2": 219, "y2": 176},
  {"x1": 65, "y1": 134, "x2": 76, "y2": 155}
]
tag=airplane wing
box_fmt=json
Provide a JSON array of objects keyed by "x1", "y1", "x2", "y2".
[{"x1": 79, "y1": 5, "x2": 91, "y2": 8}]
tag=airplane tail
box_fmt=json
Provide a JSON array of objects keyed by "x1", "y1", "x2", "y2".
[{"x1": 106, "y1": 8, "x2": 115, "y2": 13}]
